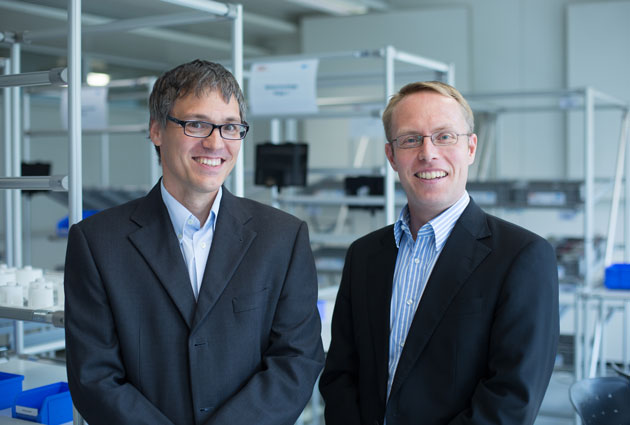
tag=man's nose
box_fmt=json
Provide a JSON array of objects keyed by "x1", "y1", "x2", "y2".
[
  {"x1": 201, "y1": 128, "x2": 224, "y2": 148},
  {"x1": 416, "y1": 136, "x2": 438, "y2": 159}
]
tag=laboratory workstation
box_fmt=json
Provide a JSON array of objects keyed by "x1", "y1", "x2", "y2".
[{"x1": 1, "y1": 1, "x2": 630, "y2": 424}]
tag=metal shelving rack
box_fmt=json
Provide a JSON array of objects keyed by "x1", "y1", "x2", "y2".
[
  {"x1": 1, "y1": 2, "x2": 244, "y2": 424},
  {"x1": 246, "y1": 46, "x2": 454, "y2": 234},
  {"x1": 462, "y1": 88, "x2": 630, "y2": 402}
]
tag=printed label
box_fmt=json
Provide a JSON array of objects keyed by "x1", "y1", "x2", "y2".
[{"x1": 15, "y1": 405, "x2": 38, "y2": 417}]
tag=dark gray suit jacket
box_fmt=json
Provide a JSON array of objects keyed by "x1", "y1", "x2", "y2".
[
  {"x1": 64, "y1": 183, "x2": 324, "y2": 425},
  {"x1": 320, "y1": 199, "x2": 559, "y2": 425}
]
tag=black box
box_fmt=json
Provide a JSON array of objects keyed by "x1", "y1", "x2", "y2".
[{"x1": 255, "y1": 142, "x2": 308, "y2": 189}]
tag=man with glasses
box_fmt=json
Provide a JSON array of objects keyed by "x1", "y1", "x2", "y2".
[
  {"x1": 64, "y1": 59, "x2": 324, "y2": 425},
  {"x1": 320, "y1": 81, "x2": 558, "y2": 425}
]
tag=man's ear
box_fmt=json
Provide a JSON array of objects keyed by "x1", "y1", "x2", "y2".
[
  {"x1": 467, "y1": 133, "x2": 478, "y2": 165},
  {"x1": 385, "y1": 142, "x2": 398, "y2": 172},
  {"x1": 149, "y1": 120, "x2": 162, "y2": 148}
]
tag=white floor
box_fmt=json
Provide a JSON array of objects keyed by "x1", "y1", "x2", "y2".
[{"x1": 536, "y1": 370, "x2": 576, "y2": 425}]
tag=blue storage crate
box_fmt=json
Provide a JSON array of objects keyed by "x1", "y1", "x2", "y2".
[
  {"x1": 605, "y1": 263, "x2": 630, "y2": 289},
  {"x1": 0, "y1": 372, "x2": 24, "y2": 410},
  {"x1": 12, "y1": 381, "x2": 72, "y2": 425}
]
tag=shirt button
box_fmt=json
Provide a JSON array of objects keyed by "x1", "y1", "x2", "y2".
[
  {"x1": 187, "y1": 219, "x2": 194, "y2": 225},
  {"x1": 177, "y1": 233, "x2": 183, "y2": 240},
  {"x1": 201, "y1": 242, "x2": 207, "y2": 249},
  {"x1": 406, "y1": 299, "x2": 413, "y2": 306},
  {"x1": 414, "y1": 258, "x2": 420, "y2": 264},
  {"x1": 400, "y1": 342, "x2": 404, "y2": 348}
]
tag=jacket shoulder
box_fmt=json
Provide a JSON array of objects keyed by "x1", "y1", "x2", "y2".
[
  {"x1": 232, "y1": 196, "x2": 304, "y2": 229},
  {"x1": 73, "y1": 195, "x2": 145, "y2": 234}
]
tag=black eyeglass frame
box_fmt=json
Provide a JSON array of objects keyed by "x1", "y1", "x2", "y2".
[
  {"x1": 166, "y1": 115, "x2": 249, "y2": 140},
  {"x1": 391, "y1": 132, "x2": 471, "y2": 149}
]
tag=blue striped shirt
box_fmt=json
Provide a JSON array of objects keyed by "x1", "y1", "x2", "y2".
[
  {"x1": 161, "y1": 182, "x2": 221, "y2": 300},
  {"x1": 387, "y1": 191, "x2": 470, "y2": 398}
]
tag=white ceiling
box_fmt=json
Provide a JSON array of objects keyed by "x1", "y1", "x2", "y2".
[{"x1": 0, "y1": 0, "x2": 425, "y2": 78}]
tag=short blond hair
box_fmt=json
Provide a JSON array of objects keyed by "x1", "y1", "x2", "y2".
[{"x1": 382, "y1": 81, "x2": 474, "y2": 142}]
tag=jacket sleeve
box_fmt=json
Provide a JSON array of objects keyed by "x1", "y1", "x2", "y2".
[
  {"x1": 64, "y1": 223, "x2": 176, "y2": 425},
  {"x1": 318, "y1": 243, "x2": 363, "y2": 425},
  {"x1": 448, "y1": 238, "x2": 559, "y2": 425},
  {"x1": 204, "y1": 221, "x2": 325, "y2": 425}
]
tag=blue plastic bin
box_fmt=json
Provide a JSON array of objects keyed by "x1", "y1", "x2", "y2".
[
  {"x1": 605, "y1": 263, "x2": 630, "y2": 290},
  {"x1": 0, "y1": 372, "x2": 24, "y2": 410},
  {"x1": 56, "y1": 209, "x2": 99, "y2": 237},
  {"x1": 12, "y1": 381, "x2": 72, "y2": 425}
]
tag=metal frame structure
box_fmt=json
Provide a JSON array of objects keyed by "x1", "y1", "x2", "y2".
[
  {"x1": 462, "y1": 89, "x2": 630, "y2": 417},
  {"x1": 246, "y1": 46, "x2": 454, "y2": 226},
  {"x1": 1, "y1": 2, "x2": 243, "y2": 423}
]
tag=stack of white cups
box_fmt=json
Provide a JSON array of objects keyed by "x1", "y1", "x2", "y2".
[
  {"x1": 0, "y1": 265, "x2": 21, "y2": 306},
  {"x1": 16, "y1": 266, "x2": 44, "y2": 301},
  {"x1": 0, "y1": 265, "x2": 60, "y2": 309},
  {"x1": 28, "y1": 278, "x2": 55, "y2": 308},
  {"x1": 44, "y1": 272, "x2": 65, "y2": 308}
]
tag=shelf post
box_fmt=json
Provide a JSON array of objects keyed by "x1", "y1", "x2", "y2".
[
  {"x1": 584, "y1": 87, "x2": 595, "y2": 288},
  {"x1": 68, "y1": 0, "x2": 82, "y2": 227},
  {"x1": 384, "y1": 45, "x2": 395, "y2": 225},
  {"x1": 231, "y1": 3, "x2": 244, "y2": 197},
  {"x1": 2, "y1": 58, "x2": 13, "y2": 267}
]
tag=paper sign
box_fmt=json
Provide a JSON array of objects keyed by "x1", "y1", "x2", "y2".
[
  {"x1": 60, "y1": 86, "x2": 109, "y2": 130},
  {"x1": 249, "y1": 59, "x2": 319, "y2": 116}
]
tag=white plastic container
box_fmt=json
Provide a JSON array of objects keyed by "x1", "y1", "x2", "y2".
[
  {"x1": 0, "y1": 283, "x2": 23, "y2": 307},
  {"x1": 43, "y1": 272, "x2": 64, "y2": 308},
  {"x1": 0, "y1": 270, "x2": 16, "y2": 287},
  {"x1": 27, "y1": 279, "x2": 54, "y2": 308},
  {"x1": 15, "y1": 266, "x2": 43, "y2": 287}
]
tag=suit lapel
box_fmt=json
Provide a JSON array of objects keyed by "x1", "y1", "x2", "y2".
[
  {"x1": 367, "y1": 226, "x2": 398, "y2": 403},
  {"x1": 128, "y1": 183, "x2": 196, "y2": 328},
  {"x1": 389, "y1": 200, "x2": 492, "y2": 398},
  {"x1": 192, "y1": 189, "x2": 256, "y2": 330}
]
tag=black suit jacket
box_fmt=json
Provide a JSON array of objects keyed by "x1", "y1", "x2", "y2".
[
  {"x1": 320, "y1": 199, "x2": 559, "y2": 425},
  {"x1": 64, "y1": 183, "x2": 324, "y2": 425}
]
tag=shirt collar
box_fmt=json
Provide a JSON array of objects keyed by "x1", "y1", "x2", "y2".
[
  {"x1": 393, "y1": 191, "x2": 470, "y2": 250},
  {"x1": 161, "y1": 181, "x2": 222, "y2": 237}
]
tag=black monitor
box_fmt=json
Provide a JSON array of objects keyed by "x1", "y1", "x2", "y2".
[{"x1": 255, "y1": 142, "x2": 308, "y2": 189}]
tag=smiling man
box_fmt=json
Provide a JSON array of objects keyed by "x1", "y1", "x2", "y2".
[
  {"x1": 320, "y1": 81, "x2": 559, "y2": 425},
  {"x1": 64, "y1": 60, "x2": 324, "y2": 425}
]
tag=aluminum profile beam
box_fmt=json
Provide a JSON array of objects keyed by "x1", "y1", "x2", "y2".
[
  {"x1": 3, "y1": 0, "x2": 268, "y2": 55},
  {"x1": 384, "y1": 45, "x2": 395, "y2": 224},
  {"x1": 231, "y1": 3, "x2": 244, "y2": 197},
  {"x1": 25, "y1": 12, "x2": 230, "y2": 40},
  {"x1": 0, "y1": 67, "x2": 67, "y2": 88},
  {"x1": 393, "y1": 50, "x2": 451, "y2": 74},
  {"x1": 0, "y1": 175, "x2": 68, "y2": 191},
  {"x1": 0, "y1": 307, "x2": 65, "y2": 328},
  {"x1": 26, "y1": 124, "x2": 149, "y2": 137},
  {"x1": 604, "y1": 112, "x2": 630, "y2": 266},
  {"x1": 2, "y1": 58, "x2": 13, "y2": 267},
  {"x1": 10, "y1": 42, "x2": 22, "y2": 269},
  {"x1": 67, "y1": 0, "x2": 82, "y2": 227}
]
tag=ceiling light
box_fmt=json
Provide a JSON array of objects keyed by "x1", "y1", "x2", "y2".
[
  {"x1": 286, "y1": 0, "x2": 368, "y2": 16},
  {"x1": 87, "y1": 72, "x2": 111, "y2": 87}
]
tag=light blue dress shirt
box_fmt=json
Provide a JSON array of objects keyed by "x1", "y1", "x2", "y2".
[
  {"x1": 161, "y1": 182, "x2": 221, "y2": 300},
  {"x1": 387, "y1": 191, "x2": 470, "y2": 398}
]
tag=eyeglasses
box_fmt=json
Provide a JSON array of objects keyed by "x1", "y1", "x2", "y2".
[
  {"x1": 167, "y1": 115, "x2": 249, "y2": 140},
  {"x1": 391, "y1": 132, "x2": 470, "y2": 149}
]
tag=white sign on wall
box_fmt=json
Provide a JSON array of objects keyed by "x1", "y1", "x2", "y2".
[
  {"x1": 249, "y1": 59, "x2": 319, "y2": 116},
  {"x1": 60, "y1": 86, "x2": 109, "y2": 130}
]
